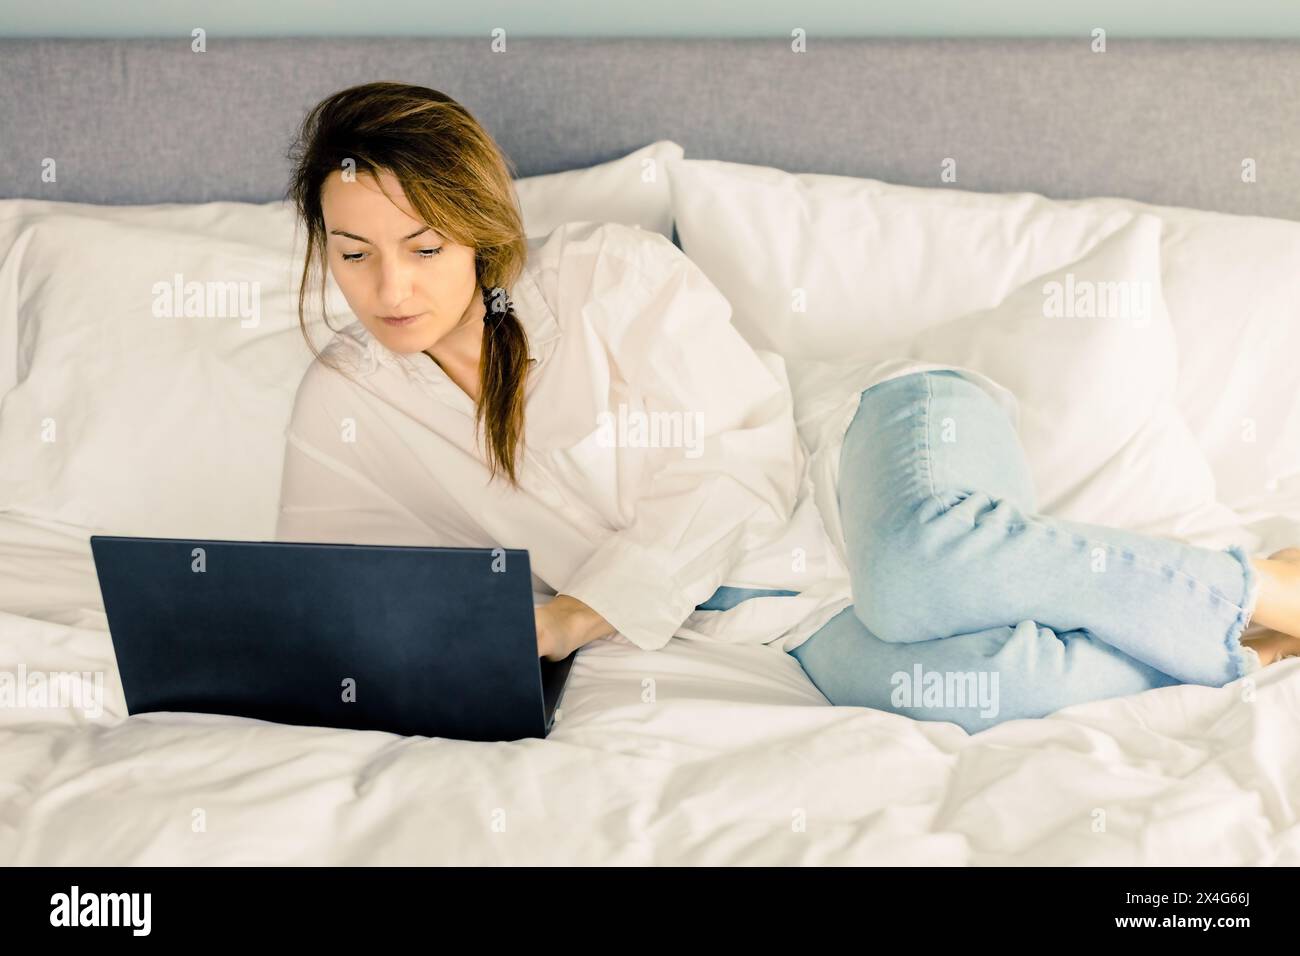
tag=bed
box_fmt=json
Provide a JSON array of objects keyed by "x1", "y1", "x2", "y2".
[{"x1": 2, "y1": 36, "x2": 1299, "y2": 866}]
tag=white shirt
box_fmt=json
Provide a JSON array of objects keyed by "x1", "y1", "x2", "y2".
[{"x1": 275, "y1": 220, "x2": 1018, "y2": 654}]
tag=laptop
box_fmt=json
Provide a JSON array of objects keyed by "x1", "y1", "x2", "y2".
[{"x1": 88, "y1": 535, "x2": 576, "y2": 741}]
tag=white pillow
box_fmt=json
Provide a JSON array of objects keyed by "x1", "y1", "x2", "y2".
[
  {"x1": 667, "y1": 158, "x2": 1300, "y2": 515},
  {"x1": 1056, "y1": 195, "x2": 1300, "y2": 510},
  {"x1": 899, "y1": 215, "x2": 1237, "y2": 542},
  {"x1": 788, "y1": 217, "x2": 1241, "y2": 545},
  {"x1": 666, "y1": 158, "x2": 1134, "y2": 359},
  {"x1": 515, "y1": 140, "x2": 683, "y2": 240},
  {"x1": 0, "y1": 213, "x2": 337, "y2": 539}
]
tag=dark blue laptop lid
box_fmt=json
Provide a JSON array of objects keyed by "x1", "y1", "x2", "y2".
[{"x1": 89, "y1": 536, "x2": 574, "y2": 741}]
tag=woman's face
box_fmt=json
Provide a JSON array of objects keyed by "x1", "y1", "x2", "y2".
[{"x1": 320, "y1": 167, "x2": 482, "y2": 355}]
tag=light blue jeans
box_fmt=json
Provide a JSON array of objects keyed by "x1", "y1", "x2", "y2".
[{"x1": 704, "y1": 370, "x2": 1262, "y2": 734}]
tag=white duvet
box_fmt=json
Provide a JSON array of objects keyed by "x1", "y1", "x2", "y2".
[{"x1": 4, "y1": 511, "x2": 1300, "y2": 866}]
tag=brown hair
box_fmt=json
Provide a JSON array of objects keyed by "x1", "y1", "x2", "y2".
[{"x1": 286, "y1": 81, "x2": 530, "y2": 487}]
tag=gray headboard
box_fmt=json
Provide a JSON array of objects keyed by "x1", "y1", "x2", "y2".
[{"x1": 2, "y1": 37, "x2": 1298, "y2": 220}]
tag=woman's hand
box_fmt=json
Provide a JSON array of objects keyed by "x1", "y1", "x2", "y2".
[{"x1": 535, "y1": 594, "x2": 617, "y2": 661}]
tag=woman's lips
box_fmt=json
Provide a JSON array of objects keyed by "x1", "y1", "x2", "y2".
[{"x1": 380, "y1": 313, "x2": 421, "y2": 327}]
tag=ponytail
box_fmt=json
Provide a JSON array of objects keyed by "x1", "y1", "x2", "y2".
[{"x1": 475, "y1": 283, "x2": 531, "y2": 487}]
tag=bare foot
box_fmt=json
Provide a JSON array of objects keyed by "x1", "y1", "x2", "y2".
[
  {"x1": 1242, "y1": 627, "x2": 1300, "y2": 667},
  {"x1": 1247, "y1": 549, "x2": 1300, "y2": 639}
]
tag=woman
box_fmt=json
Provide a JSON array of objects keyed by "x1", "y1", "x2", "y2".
[{"x1": 277, "y1": 82, "x2": 1300, "y2": 734}]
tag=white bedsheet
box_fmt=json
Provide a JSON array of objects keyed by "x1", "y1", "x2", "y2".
[{"x1": 3, "y1": 512, "x2": 1300, "y2": 865}]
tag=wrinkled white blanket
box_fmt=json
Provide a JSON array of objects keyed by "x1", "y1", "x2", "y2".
[{"x1": 3, "y1": 513, "x2": 1299, "y2": 865}]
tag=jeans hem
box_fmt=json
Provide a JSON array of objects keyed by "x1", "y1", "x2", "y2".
[{"x1": 1224, "y1": 544, "x2": 1262, "y2": 679}]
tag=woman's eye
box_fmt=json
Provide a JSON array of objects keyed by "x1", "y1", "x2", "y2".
[{"x1": 340, "y1": 248, "x2": 441, "y2": 265}]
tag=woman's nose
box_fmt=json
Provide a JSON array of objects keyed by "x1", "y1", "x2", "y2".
[{"x1": 376, "y1": 255, "x2": 414, "y2": 311}]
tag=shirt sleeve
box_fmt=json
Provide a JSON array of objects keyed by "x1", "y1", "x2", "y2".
[
  {"x1": 275, "y1": 362, "x2": 434, "y2": 547},
  {"x1": 556, "y1": 224, "x2": 805, "y2": 651}
]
